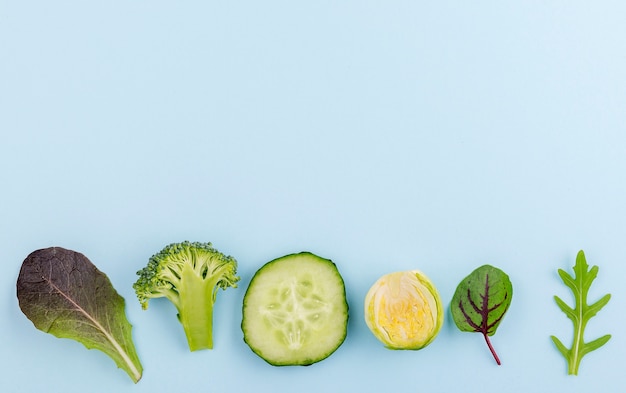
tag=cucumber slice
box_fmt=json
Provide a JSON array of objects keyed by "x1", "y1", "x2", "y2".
[{"x1": 242, "y1": 252, "x2": 349, "y2": 366}]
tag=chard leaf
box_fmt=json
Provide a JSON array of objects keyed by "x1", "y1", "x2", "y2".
[
  {"x1": 16, "y1": 247, "x2": 143, "y2": 383},
  {"x1": 551, "y1": 250, "x2": 611, "y2": 375},
  {"x1": 450, "y1": 264, "x2": 512, "y2": 365}
]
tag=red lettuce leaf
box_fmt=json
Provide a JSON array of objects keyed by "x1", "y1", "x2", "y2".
[{"x1": 16, "y1": 247, "x2": 143, "y2": 382}]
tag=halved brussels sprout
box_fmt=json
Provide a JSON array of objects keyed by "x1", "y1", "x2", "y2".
[{"x1": 364, "y1": 270, "x2": 443, "y2": 350}]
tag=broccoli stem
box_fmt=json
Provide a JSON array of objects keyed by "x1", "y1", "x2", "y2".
[{"x1": 178, "y1": 263, "x2": 215, "y2": 351}]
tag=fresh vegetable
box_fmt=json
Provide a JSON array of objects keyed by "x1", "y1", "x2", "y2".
[
  {"x1": 16, "y1": 247, "x2": 143, "y2": 383},
  {"x1": 364, "y1": 270, "x2": 443, "y2": 350},
  {"x1": 450, "y1": 264, "x2": 512, "y2": 365},
  {"x1": 551, "y1": 250, "x2": 611, "y2": 375},
  {"x1": 133, "y1": 241, "x2": 239, "y2": 351},
  {"x1": 242, "y1": 252, "x2": 349, "y2": 366}
]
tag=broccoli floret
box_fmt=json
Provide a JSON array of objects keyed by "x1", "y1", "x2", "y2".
[{"x1": 133, "y1": 241, "x2": 240, "y2": 351}]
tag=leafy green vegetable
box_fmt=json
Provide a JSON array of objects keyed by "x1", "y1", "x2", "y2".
[
  {"x1": 551, "y1": 250, "x2": 611, "y2": 375},
  {"x1": 133, "y1": 241, "x2": 240, "y2": 351},
  {"x1": 16, "y1": 247, "x2": 143, "y2": 383},
  {"x1": 450, "y1": 264, "x2": 512, "y2": 365}
]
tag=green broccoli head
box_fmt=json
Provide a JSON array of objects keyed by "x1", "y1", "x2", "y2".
[{"x1": 133, "y1": 241, "x2": 240, "y2": 351}]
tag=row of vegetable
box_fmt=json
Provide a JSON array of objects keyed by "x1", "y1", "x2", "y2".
[{"x1": 15, "y1": 242, "x2": 611, "y2": 383}]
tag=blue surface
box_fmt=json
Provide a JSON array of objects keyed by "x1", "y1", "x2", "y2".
[{"x1": 1, "y1": 1, "x2": 624, "y2": 392}]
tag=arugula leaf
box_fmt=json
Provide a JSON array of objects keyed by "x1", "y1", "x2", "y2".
[
  {"x1": 450, "y1": 265, "x2": 513, "y2": 365},
  {"x1": 16, "y1": 247, "x2": 143, "y2": 383},
  {"x1": 551, "y1": 250, "x2": 611, "y2": 375}
]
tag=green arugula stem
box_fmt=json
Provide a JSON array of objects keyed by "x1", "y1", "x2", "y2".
[{"x1": 568, "y1": 290, "x2": 587, "y2": 375}]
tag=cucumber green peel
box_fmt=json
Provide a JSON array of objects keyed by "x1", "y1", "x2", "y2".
[{"x1": 242, "y1": 252, "x2": 349, "y2": 366}]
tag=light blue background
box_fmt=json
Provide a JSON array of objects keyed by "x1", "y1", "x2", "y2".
[{"x1": 1, "y1": 1, "x2": 624, "y2": 392}]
